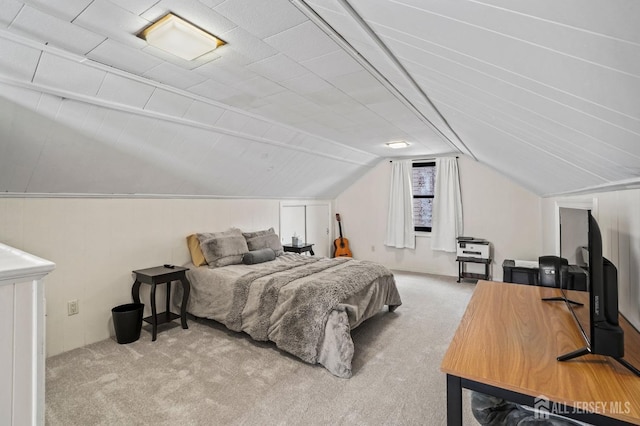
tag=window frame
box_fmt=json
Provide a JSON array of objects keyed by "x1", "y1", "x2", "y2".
[{"x1": 412, "y1": 161, "x2": 436, "y2": 233}]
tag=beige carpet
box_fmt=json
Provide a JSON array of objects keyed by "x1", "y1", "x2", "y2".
[{"x1": 45, "y1": 271, "x2": 478, "y2": 425}]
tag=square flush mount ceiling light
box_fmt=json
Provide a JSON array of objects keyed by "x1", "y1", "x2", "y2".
[
  {"x1": 138, "y1": 13, "x2": 225, "y2": 61},
  {"x1": 386, "y1": 141, "x2": 410, "y2": 149}
]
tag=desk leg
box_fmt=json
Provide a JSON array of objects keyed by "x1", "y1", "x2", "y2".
[
  {"x1": 309, "y1": 248, "x2": 314, "y2": 256},
  {"x1": 150, "y1": 283, "x2": 157, "y2": 342},
  {"x1": 180, "y1": 278, "x2": 190, "y2": 329},
  {"x1": 131, "y1": 280, "x2": 141, "y2": 303},
  {"x1": 166, "y1": 281, "x2": 172, "y2": 322},
  {"x1": 446, "y1": 374, "x2": 463, "y2": 426}
]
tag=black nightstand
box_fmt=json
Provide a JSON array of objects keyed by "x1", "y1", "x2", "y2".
[
  {"x1": 283, "y1": 243, "x2": 314, "y2": 255},
  {"x1": 131, "y1": 265, "x2": 190, "y2": 341}
]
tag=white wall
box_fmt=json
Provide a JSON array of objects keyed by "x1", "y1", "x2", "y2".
[
  {"x1": 335, "y1": 155, "x2": 543, "y2": 280},
  {"x1": 0, "y1": 197, "x2": 321, "y2": 357},
  {"x1": 542, "y1": 191, "x2": 640, "y2": 330}
]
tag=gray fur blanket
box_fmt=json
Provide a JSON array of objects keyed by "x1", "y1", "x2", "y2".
[
  {"x1": 183, "y1": 254, "x2": 402, "y2": 377},
  {"x1": 226, "y1": 256, "x2": 392, "y2": 364}
]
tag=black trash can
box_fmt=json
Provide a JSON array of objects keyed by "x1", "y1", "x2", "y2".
[{"x1": 112, "y1": 303, "x2": 144, "y2": 344}]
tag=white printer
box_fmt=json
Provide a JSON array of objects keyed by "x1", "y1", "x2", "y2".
[{"x1": 456, "y1": 237, "x2": 490, "y2": 259}]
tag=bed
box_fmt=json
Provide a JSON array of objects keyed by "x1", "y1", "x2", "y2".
[{"x1": 181, "y1": 228, "x2": 402, "y2": 378}]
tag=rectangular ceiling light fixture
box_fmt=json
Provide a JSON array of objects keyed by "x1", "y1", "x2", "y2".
[
  {"x1": 386, "y1": 141, "x2": 410, "y2": 149},
  {"x1": 139, "y1": 13, "x2": 225, "y2": 61}
]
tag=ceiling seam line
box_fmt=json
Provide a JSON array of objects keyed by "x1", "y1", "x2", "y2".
[
  {"x1": 466, "y1": 0, "x2": 640, "y2": 48},
  {"x1": 290, "y1": 0, "x2": 464, "y2": 155},
  {"x1": 0, "y1": 76, "x2": 374, "y2": 168},
  {"x1": 0, "y1": 29, "x2": 375, "y2": 160},
  {"x1": 543, "y1": 177, "x2": 640, "y2": 198},
  {"x1": 382, "y1": 28, "x2": 640, "y2": 125},
  {"x1": 335, "y1": 0, "x2": 476, "y2": 160},
  {"x1": 30, "y1": 49, "x2": 43, "y2": 83},
  {"x1": 406, "y1": 55, "x2": 640, "y2": 145},
  {"x1": 70, "y1": 0, "x2": 96, "y2": 23},
  {"x1": 434, "y1": 97, "x2": 610, "y2": 182},
  {"x1": 395, "y1": 1, "x2": 640, "y2": 79},
  {"x1": 422, "y1": 73, "x2": 640, "y2": 165}
]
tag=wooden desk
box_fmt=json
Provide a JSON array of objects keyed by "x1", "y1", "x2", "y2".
[{"x1": 441, "y1": 281, "x2": 640, "y2": 425}]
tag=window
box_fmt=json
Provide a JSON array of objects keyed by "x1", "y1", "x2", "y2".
[{"x1": 412, "y1": 161, "x2": 436, "y2": 232}]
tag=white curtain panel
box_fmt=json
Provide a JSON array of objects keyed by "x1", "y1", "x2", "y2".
[
  {"x1": 385, "y1": 160, "x2": 416, "y2": 249},
  {"x1": 431, "y1": 157, "x2": 463, "y2": 252}
]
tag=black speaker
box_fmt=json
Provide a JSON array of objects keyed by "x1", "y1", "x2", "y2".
[{"x1": 538, "y1": 255, "x2": 568, "y2": 288}]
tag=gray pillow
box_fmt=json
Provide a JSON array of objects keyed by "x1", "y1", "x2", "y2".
[
  {"x1": 242, "y1": 227, "x2": 284, "y2": 256},
  {"x1": 242, "y1": 248, "x2": 276, "y2": 265},
  {"x1": 198, "y1": 228, "x2": 248, "y2": 268}
]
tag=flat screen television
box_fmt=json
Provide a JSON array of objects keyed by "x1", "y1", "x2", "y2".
[{"x1": 555, "y1": 209, "x2": 639, "y2": 376}]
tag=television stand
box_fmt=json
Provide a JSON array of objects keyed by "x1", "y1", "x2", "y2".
[{"x1": 557, "y1": 346, "x2": 640, "y2": 377}]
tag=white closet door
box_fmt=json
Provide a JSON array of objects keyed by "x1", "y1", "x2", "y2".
[
  {"x1": 280, "y1": 205, "x2": 306, "y2": 245},
  {"x1": 306, "y1": 204, "x2": 331, "y2": 257}
]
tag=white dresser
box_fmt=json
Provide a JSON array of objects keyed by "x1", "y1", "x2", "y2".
[{"x1": 0, "y1": 243, "x2": 55, "y2": 426}]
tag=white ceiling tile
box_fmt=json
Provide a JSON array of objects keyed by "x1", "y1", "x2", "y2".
[
  {"x1": 214, "y1": 0, "x2": 307, "y2": 39},
  {"x1": 245, "y1": 54, "x2": 308, "y2": 83},
  {"x1": 329, "y1": 70, "x2": 380, "y2": 95},
  {"x1": 23, "y1": 0, "x2": 94, "y2": 21},
  {"x1": 305, "y1": 87, "x2": 353, "y2": 105},
  {"x1": 34, "y1": 92, "x2": 64, "y2": 117},
  {"x1": 33, "y1": 53, "x2": 106, "y2": 96},
  {"x1": 265, "y1": 21, "x2": 339, "y2": 62},
  {"x1": 143, "y1": 88, "x2": 193, "y2": 116},
  {"x1": 0, "y1": 83, "x2": 42, "y2": 111},
  {"x1": 0, "y1": 91, "x2": 52, "y2": 191},
  {"x1": 474, "y1": 0, "x2": 640, "y2": 45},
  {"x1": 198, "y1": 0, "x2": 225, "y2": 7},
  {"x1": 143, "y1": 62, "x2": 207, "y2": 89},
  {"x1": 306, "y1": 0, "x2": 347, "y2": 14},
  {"x1": 140, "y1": 0, "x2": 237, "y2": 35},
  {"x1": 86, "y1": 39, "x2": 162, "y2": 76},
  {"x1": 232, "y1": 76, "x2": 285, "y2": 98},
  {"x1": 279, "y1": 73, "x2": 332, "y2": 94},
  {"x1": 187, "y1": 79, "x2": 241, "y2": 101},
  {"x1": 218, "y1": 26, "x2": 279, "y2": 64},
  {"x1": 262, "y1": 125, "x2": 298, "y2": 144},
  {"x1": 0, "y1": 37, "x2": 41, "y2": 81},
  {"x1": 73, "y1": 0, "x2": 151, "y2": 47},
  {"x1": 140, "y1": 44, "x2": 222, "y2": 71},
  {"x1": 0, "y1": 0, "x2": 23, "y2": 28},
  {"x1": 249, "y1": 102, "x2": 308, "y2": 124},
  {"x1": 261, "y1": 91, "x2": 317, "y2": 110},
  {"x1": 96, "y1": 73, "x2": 155, "y2": 108},
  {"x1": 108, "y1": 0, "x2": 160, "y2": 16},
  {"x1": 301, "y1": 49, "x2": 362, "y2": 80},
  {"x1": 401, "y1": 0, "x2": 640, "y2": 77},
  {"x1": 10, "y1": 6, "x2": 105, "y2": 55},
  {"x1": 216, "y1": 110, "x2": 271, "y2": 137},
  {"x1": 221, "y1": 93, "x2": 269, "y2": 110},
  {"x1": 182, "y1": 100, "x2": 225, "y2": 125},
  {"x1": 193, "y1": 60, "x2": 256, "y2": 85}
]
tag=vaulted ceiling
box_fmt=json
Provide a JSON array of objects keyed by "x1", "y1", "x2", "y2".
[{"x1": 0, "y1": 0, "x2": 638, "y2": 198}]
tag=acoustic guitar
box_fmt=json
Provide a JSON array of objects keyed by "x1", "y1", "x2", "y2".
[{"x1": 333, "y1": 214, "x2": 353, "y2": 257}]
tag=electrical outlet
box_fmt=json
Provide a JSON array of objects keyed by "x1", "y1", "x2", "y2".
[{"x1": 67, "y1": 299, "x2": 79, "y2": 316}]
